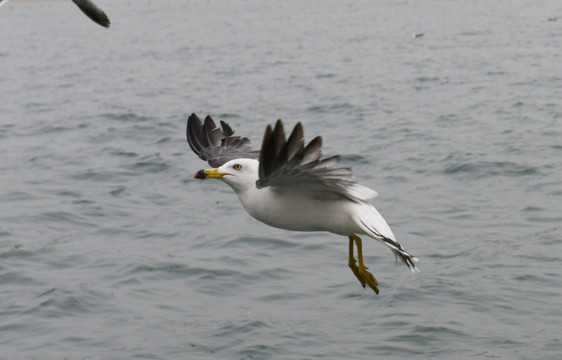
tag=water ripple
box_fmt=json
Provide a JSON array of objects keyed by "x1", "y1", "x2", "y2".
[{"x1": 443, "y1": 161, "x2": 540, "y2": 178}]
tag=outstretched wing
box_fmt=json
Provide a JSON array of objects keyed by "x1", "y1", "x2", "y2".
[
  {"x1": 72, "y1": 0, "x2": 111, "y2": 28},
  {"x1": 186, "y1": 114, "x2": 260, "y2": 167},
  {"x1": 257, "y1": 120, "x2": 378, "y2": 203}
]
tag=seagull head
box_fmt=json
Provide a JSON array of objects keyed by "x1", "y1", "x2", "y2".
[{"x1": 194, "y1": 158, "x2": 260, "y2": 193}]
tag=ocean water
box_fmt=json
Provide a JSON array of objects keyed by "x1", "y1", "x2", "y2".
[{"x1": 1, "y1": 0, "x2": 562, "y2": 359}]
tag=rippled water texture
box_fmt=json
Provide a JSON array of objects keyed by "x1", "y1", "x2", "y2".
[{"x1": 2, "y1": 0, "x2": 562, "y2": 359}]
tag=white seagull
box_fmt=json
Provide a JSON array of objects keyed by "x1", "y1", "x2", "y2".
[
  {"x1": 186, "y1": 114, "x2": 418, "y2": 294},
  {"x1": 0, "y1": 0, "x2": 110, "y2": 28}
]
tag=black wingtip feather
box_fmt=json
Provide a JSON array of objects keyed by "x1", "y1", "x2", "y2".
[
  {"x1": 259, "y1": 124, "x2": 274, "y2": 181},
  {"x1": 202, "y1": 116, "x2": 220, "y2": 149},
  {"x1": 283, "y1": 122, "x2": 304, "y2": 162},
  {"x1": 220, "y1": 121, "x2": 234, "y2": 137},
  {"x1": 186, "y1": 114, "x2": 204, "y2": 155},
  {"x1": 272, "y1": 120, "x2": 286, "y2": 157},
  {"x1": 262, "y1": 120, "x2": 288, "y2": 180},
  {"x1": 187, "y1": 114, "x2": 260, "y2": 167},
  {"x1": 301, "y1": 136, "x2": 322, "y2": 164},
  {"x1": 259, "y1": 120, "x2": 325, "y2": 183}
]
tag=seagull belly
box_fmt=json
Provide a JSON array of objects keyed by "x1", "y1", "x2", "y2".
[{"x1": 238, "y1": 189, "x2": 360, "y2": 235}]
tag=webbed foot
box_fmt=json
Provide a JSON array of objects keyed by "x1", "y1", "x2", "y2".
[
  {"x1": 348, "y1": 234, "x2": 379, "y2": 294},
  {"x1": 349, "y1": 259, "x2": 379, "y2": 294}
]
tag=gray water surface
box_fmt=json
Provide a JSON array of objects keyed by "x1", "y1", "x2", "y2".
[{"x1": 1, "y1": 0, "x2": 562, "y2": 359}]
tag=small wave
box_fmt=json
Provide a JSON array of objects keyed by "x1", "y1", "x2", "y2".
[
  {"x1": 221, "y1": 236, "x2": 300, "y2": 250},
  {"x1": 0, "y1": 271, "x2": 41, "y2": 286},
  {"x1": 213, "y1": 320, "x2": 271, "y2": 338},
  {"x1": 443, "y1": 161, "x2": 539, "y2": 178},
  {"x1": 258, "y1": 291, "x2": 307, "y2": 302},
  {"x1": 23, "y1": 288, "x2": 112, "y2": 318},
  {"x1": 315, "y1": 73, "x2": 337, "y2": 79},
  {"x1": 234, "y1": 343, "x2": 279, "y2": 360},
  {"x1": 108, "y1": 148, "x2": 138, "y2": 158},
  {"x1": 0, "y1": 190, "x2": 38, "y2": 203},
  {"x1": 34, "y1": 211, "x2": 96, "y2": 229},
  {"x1": 125, "y1": 154, "x2": 170, "y2": 174},
  {"x1": 69, "y1": 170, "x2": 124, "y2": 182},
  {"x1": 120, "y1": 262, "x2": 244, "y2": 283},
  {"x1": 306, "y1": 102, "x2": 360, "y2": 115},
  {"x1": 102, "y1": 112, "x2": 155, "y2": 123},
  {"x1": 339, "y1": 154, "x2": 370, "y2": 165},
  {"x1": 459, "y1": 30, "x2": 492, "y2": 37},
  {"x1": 215, "y1": 113, "x2": 242, "y2": 119},
  {"x1": 415, "y1": 76, "x2": 440, "y2": 83}
]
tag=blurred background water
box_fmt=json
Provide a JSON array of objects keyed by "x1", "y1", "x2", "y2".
[{"x1": 1, "y1": 0, "x2": 562, "y2": 359}]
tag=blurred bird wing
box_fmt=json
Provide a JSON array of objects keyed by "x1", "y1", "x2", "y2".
[{"x1": 72, "y1": 0, "x2": 111, "y2": 28}]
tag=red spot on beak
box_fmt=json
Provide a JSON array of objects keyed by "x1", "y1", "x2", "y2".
[{"x1": 194, "y1": 170, "x2": 206, "y2": 179}]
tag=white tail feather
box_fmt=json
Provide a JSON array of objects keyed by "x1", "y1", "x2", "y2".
[{"x1": 353, "y1": 204, "x2": 419, "y2": 272}]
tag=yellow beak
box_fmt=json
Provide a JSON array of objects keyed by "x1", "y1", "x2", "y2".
[{"x1": 194, "y1": 168, "x2": 228, "y2": 179}]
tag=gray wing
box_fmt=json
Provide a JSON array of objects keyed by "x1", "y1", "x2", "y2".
[
  {"x1": 72, "y1": 0, "x2": 111, "y2": 28},
  {"x1": 257, "y1": 120, "x2": 377, "y2": 202},
  {"x1": 186, "y1": 114, "x2": 260, "y2": 167}
]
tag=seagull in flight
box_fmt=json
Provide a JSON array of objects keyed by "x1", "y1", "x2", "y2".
[
  {"x1": 186, "y1": 114, "x2": 418, "y2": 294},
  {"x1": 0, "y1": 0, "x2": 110, "y2": 28}
]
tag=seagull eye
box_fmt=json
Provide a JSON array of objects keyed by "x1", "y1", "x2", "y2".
[{"x1": 233, "y1": 164, "x2": 242, "y2": 170}]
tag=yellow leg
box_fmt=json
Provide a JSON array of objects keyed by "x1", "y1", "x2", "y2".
[
  {"x1": 348, "y1": 237, "x2": 362, "y2": 285},
  {"x1": 348, "y1": 234, "x2": 379, "y2": 294}
]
